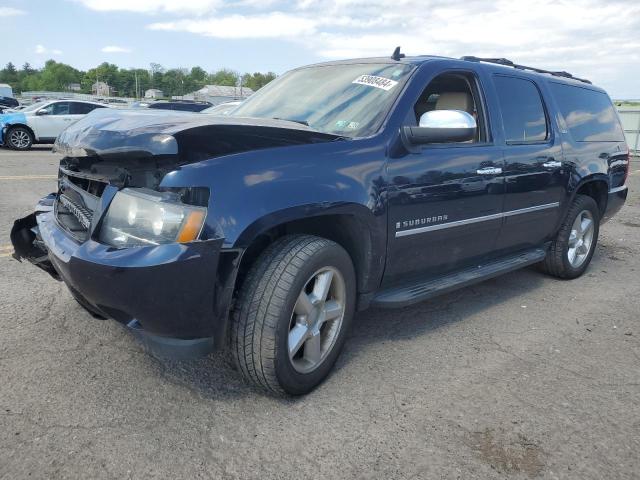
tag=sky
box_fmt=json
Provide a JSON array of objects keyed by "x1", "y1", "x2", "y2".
[{"x1": 0, "y1": 0, "x2": 639, "y2": 98}]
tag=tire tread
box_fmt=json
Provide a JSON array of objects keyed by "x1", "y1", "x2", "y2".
[{"x1": 231, "y1": 235, "x2": 337, "y2": 395}]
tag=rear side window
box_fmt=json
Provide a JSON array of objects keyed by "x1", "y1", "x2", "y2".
[
  {"x1": 549, "y1": 83, "x2": 624, "y2": 142},
  {"x1": 493, "y1": 76, "x2": 548, "y2": 144},
  {"x1": 70, "y1": 102, "x2": 105, "y2": 114}
]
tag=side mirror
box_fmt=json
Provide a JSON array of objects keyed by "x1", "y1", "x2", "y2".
[
  {"x1": 403, "y1": 110, "x2": 476, "y2": 146},
  {"x1": 36, "y1": 109, "x2": 50, "y2": 116}
]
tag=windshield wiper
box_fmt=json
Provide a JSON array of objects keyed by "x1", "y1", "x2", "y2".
[{"x1": 272, "y1": 117, "x2": 309, "y2": 126}]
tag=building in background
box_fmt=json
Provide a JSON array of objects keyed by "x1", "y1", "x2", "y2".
[
  {"x1": 144, "y1": 88, "x2": 164, "y2": 99},
  {"x1": 617, "y1": 104, "x2": 640, "y2": 156},
  {"x1": 92, "y1": 81, "x2": 112, "y2": 97},
  {"x1": 186, "y1": 85, "x2": 254, "y2": 105},
  {"x1": 67, "y1": 83, "x2": 82, "y2": 92}
]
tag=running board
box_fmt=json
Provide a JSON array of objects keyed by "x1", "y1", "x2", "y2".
[{"x1": 372, "y1": 248, "x2": 547, "y2": 309}]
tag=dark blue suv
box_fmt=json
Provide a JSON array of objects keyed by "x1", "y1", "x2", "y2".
[{"x1": 12, "y1": 53, "x2": 629, "y2": 395}]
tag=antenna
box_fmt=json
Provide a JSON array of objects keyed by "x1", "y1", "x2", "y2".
[{"x1": 391, "y1": 46, "x2": 405, "y2": 61}]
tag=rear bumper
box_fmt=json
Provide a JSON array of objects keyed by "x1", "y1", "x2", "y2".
[
  {"x1": 602, "y1": 186, "x2": 628, "y2": 223},
  {"x1": 11, "y1": 197, "x2": 225, "y2": 359}
]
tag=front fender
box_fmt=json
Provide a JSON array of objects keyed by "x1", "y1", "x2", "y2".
[{"x1": 159, "y1": 137, "x2": 389, "y2": 248}]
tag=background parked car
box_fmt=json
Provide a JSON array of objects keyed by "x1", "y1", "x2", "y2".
[
  {"x1": 201, "y1": 101, "x2": 242, "y2": 115},
  {"x1": 147, "y1": 100, "x2": 212, "y2": 112},
  {"x1": 0, "y1": 99, "x2": 108, "y2": 150},
  {"x1": 0, "y1": 96, "x2": 19, "y2": 112}
]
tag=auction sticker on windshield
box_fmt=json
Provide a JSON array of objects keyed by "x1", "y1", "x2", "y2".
[{"x1": 352, "y1": 75, "x2": 398, "y2": 91}]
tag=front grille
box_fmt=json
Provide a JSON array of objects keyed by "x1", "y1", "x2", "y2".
[
  {"x1": 58, "y1": 194, "x2": 93, "y2": 229},
  {"x1": 55, "y1": 170, "x2": 108, "y2": 242}
]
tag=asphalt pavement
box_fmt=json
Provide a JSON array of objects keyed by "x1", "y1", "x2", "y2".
[{"x1": 0, "y1": 147, "x2": 639, "y2": 480}]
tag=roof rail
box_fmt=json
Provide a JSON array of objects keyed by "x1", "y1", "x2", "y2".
[{"x1": 460, "y1": 56, "x2": 592, "y2": 84}]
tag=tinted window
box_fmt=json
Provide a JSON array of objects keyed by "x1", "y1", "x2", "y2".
[
  {"x1": 549, "y1": 83, "x2": 624, "y2": 142},
  {"x1": 71, "y1": 102, "x2": 104, "y2": 114},
  {"x1": 148, "y1": 103, "x2": 209, "y2": 112},
  {"x1": 494, "y1": 76, "x2": 548, "y2": 143},
  {"x1": 148, "y1": 103, "x2": 172, "y2": 110}
]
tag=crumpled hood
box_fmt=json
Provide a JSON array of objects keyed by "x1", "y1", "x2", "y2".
[
  {"x1": 54, "y1": 107, "x2": 341, "y2": 159},
  {"x1": 53, "y1": 107, "x2": 343, "y2": 188}
]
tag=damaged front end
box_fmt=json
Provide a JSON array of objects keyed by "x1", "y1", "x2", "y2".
[
  {"x1": 11, "y1": 194, "x2": 60, "y2": 280},
  {"x1": 9, "y1": 108, "x2": 341, "y2": 359}
]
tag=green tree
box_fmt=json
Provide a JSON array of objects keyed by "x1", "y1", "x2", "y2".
[
  {"x1": 209, "y1": 68, "x2": 239, "y2": 87},
  {"x1": 0, "y1": 59, "x2": 279, "y2": 97},
  {"x1": 0, "y1": 62, "x2": 19, "y2": 87},
  {"x1": 241, "y1": 71, "x2": 277, "y2": 91},
  {"x1": 38, "y1": 60, "x2": 82, "y2": 91}
]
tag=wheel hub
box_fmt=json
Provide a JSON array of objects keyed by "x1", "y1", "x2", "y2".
[
  {"x1": 288, "y1": 267, "x2": 346, "y2": 374},
  {"x1": 10, "y1": 130, "x2": 30, "y2": 149},
  {"x1": 567, "y1": 209, "x2": 594, "y2": 268}
]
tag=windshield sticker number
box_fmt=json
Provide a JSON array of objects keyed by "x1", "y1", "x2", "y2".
[{"x1": 352, "y1": 75, "x2": 398, "y2": 91}]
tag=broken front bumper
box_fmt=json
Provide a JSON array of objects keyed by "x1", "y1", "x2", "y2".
[{"x1": 11, "y1": 195, "x2": 223, "y2": 359}]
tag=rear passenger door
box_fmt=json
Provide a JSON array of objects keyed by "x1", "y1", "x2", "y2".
[{"x1": 492, "y1": 75, "x2": 568, "y2": 252}]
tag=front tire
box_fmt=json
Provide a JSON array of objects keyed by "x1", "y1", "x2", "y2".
[
  {"x1": 6, "y1": 127, "x2": 33, "y2": 150},
  {"x1": 541, "y1": 194, "x2": 600, "y2": 279},
  {"x1": 231, "y1": 235, "x2": 356, "y2": 396}
]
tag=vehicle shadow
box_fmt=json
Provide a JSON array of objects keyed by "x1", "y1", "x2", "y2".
[
  {"x1": 156, "y1": 264, "x2": 551, "y2": 402},
  {"x1": 334, "y1": 265, "x2": 550, "y2": 373}
]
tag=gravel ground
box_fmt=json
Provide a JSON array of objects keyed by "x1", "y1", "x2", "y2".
[{"x1": 1, "y1": 147, "x2": 639, "y2": 480}]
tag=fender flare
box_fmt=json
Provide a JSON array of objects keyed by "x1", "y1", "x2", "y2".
[
  {"x1": 230, "y1": 201, "x2": 385, "y2": 293},
  {"x1": 4, "y1": 123, "x2": 36, "y2": 142}
]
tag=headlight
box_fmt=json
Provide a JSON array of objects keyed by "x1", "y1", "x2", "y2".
[{"x1": 99, "y1": 188, "x2": 207, "y2": 247}]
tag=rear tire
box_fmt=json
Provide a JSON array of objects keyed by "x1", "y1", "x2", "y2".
[
  {"x1": 6, "y1": 126, "x2": 33, "y2": 150},
  {"x1": 231, "y1": 235, "x2": 356, "y2": 396},
  {"x1": 540, "y1": 194, "x2": 600, "y2": 279}
]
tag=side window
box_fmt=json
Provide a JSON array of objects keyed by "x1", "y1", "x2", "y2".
[
  {"x1": 493, "y1": 76, "x2": 548, "y2": 143},
  {"x1": 70, "y1": 102, "x2": 104, "y2": 115},
  {"x1": 549, "y1": 83, "x2": 624, "y2": 142},
  {"x1": 50, "y1": 102, "x2": 71, "y2": 115},
  {"x1": 412, "y1": 71, "x2": 486, "y2": 143}
]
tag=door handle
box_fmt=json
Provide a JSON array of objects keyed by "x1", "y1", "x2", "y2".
[
  {"x1": 476, "y1": 167, "x2": 502, "y2": 175},
  {"x1": 542, "y1": 160, "x2": 562, "y2": 168}
]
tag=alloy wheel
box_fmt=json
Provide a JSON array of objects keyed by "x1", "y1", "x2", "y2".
[
  {"x1": 9, "y1": 130, "x2": 30, "y2": 149},
  {"x1": 567, "y1": 209, "x2": 594, "y2": 268},
  {"x1": 288, "y1": 266, "x2": 346, "y2": 374}
]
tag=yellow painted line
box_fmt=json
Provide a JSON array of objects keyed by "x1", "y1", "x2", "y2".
[
  {"x1": 0, "y1": 245, "x2": 13, "y2": 252},
  {"x1": 0, "y1": 175, "x2": 57, "y2": 180},
  {"x1": 0, "y1": 252, "x2": 14, "y2": 258}
]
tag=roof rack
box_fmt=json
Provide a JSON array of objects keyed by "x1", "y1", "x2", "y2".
[{"x1": 460, "y1": 56, "x2": 592, "y2": 84}]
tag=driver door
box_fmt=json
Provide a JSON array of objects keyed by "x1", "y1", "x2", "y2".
[
  {"x1": 32, "y1": 101, "x2": 74, "y2": 140},
  {"x1": 384, "y1": 70, "x2": 506, "y2": 285}
]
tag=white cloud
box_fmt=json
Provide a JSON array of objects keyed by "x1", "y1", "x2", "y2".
[
  {"x1": 73, "y1": 0, "x2": 640, "y2": 96},
  {"x1": 148, "y1": 12, "x2": 316, "y2": 38},
  {"x1": 101, "y1": 45, "x2": 132, "y2": 53},
  {"x1": 0, "y1": 7, "x2": 26, "y2": 16},
  {"x1": 74, "y1": 0, "x2": 220, "y2": 15},
  {"x1": 35, "y1": 44, "x2": 63, "y2": 56}
]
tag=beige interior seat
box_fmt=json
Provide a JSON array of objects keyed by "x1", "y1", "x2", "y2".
[{"x1": 435, "y1": 92, "x2": 474, "y2": 114}]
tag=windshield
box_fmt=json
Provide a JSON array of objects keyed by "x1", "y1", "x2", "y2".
[
  {"x1": 229, "y1": 63, "x2": 415, "y2": 137},
  {"x1": 20, "y1": 101, "x2": 51, "y2": 112}
]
